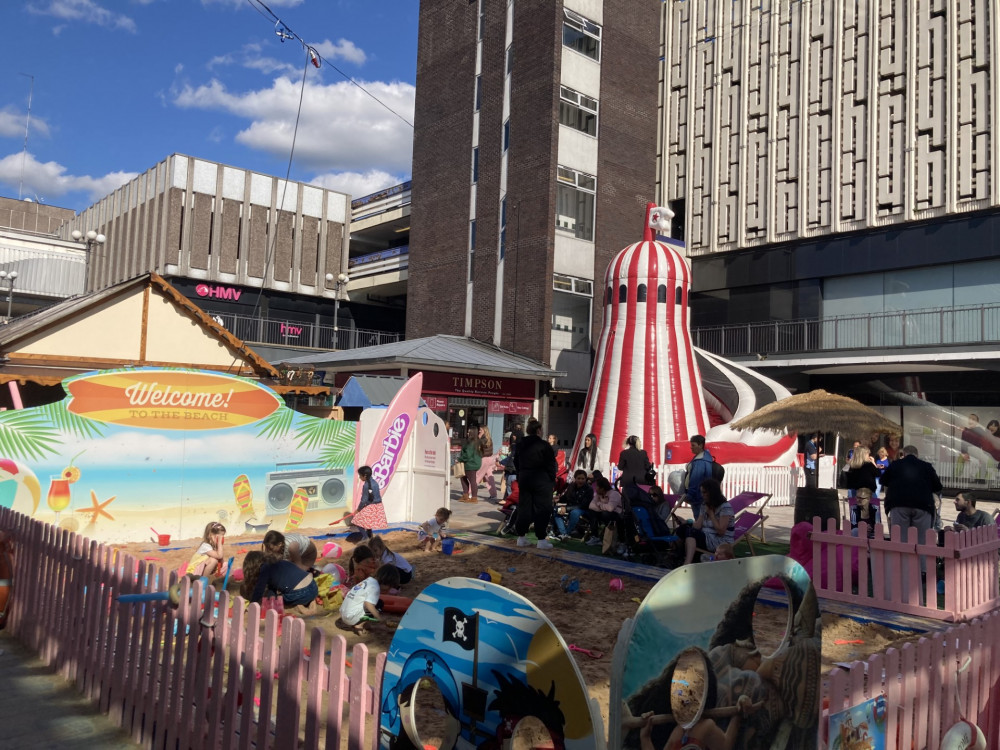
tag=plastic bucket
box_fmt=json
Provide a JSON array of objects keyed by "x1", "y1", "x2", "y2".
[
  {"x1": 158, "y1": 534, "x2": 171, "y2": 547},
  {"x1": 440, "y1": 537, "x2": 455, "y2": 555}
]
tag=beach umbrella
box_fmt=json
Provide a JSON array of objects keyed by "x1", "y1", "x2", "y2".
[{"x1": 729, "y1": 389, "x2": 902, "y2": 441}]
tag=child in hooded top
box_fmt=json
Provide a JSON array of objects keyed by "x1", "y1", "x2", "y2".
[
  {"x1": 187, "y1": 522, "x2": 226, "y2": 578},
  {"x1": 367, "y1": 535, "x2": 413, "y2": 585},
  {"x1": 339, "y1": 564, "x2": 401, "y2": 633}
]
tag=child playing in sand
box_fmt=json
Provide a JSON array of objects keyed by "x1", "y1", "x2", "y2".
[
  {"x1": 240, "y1": 550, "x2": 265, "y2": 600},
  {"x1": 187, "y1": 522, "x2": 226, "y2": 578},
  {"x1": 284, "y1": 532, "x2": 311, "y2": 565},
  {"x1": 251, "y1": 550, "x2": 320, "y2": 615},
  {"x1": 339, "y1": 564, "x2": 401, "y2": 633},
  {"x1": 346, "y1": 544, "x2": 379, "y2": 586},
  {"x1": 368, "y1": 535, "x2": 413, "y2": 585},
  {"x1": 261, "y1": 530, "x2": 285, "y2": 562},
  {"x1": 417, "y1": 508, "x2": 452, "y2": 551}
]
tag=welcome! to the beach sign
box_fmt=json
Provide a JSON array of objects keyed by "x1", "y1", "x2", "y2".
[{"x1": 65, "y1": 370, "x2": 281, "y2": 430}]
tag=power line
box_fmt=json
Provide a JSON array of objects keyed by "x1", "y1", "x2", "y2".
[{"x1": 245, "y1": 0, "x2": 414, "y2": 128}]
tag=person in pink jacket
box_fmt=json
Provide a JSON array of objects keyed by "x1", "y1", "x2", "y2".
[
  {"x1": 475, "y1": 425, "x2": 500, "y2": 502},
  {"x1": 584, "y1": 477, "x2": 623, "y2": 546}
]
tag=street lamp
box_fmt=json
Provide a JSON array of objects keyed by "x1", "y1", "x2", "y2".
[
  {"x1": 326, "y1": 272, "x2": 350, "y2": 346},
  {"x1": 70, "y1": 229, "x2": 106, "y2": 291},
  {"x1": 0, "y1": 270, "x2": 19, "y2": 319}
]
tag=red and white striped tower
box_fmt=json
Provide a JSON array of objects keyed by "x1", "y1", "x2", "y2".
[{"x1": 573, "y1": 204, "x2": 709, "y2": 466}]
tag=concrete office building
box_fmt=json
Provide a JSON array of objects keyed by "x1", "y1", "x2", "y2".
[
  {"x1": 407, "y1": 0, "x2": 662, "y2": 442},
  {"x1": 59, "y1": 154, "x2": 353, "y2": 348},
  {"x1": 658, "y1": 2, "x2": 1000, "y2": 489}
]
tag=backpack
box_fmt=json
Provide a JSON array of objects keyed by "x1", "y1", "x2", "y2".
[{"x1": 711, "y1": 459, "x2": 725, "y2": 482}]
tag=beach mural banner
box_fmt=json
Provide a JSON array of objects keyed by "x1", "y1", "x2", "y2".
[{"x1": 0, "y1": 367, "x2": 357, "y2": 544}]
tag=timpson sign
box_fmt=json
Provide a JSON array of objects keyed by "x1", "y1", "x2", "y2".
[{"x1": 419, "y1": 371, "x2": 534, "y2": 400}]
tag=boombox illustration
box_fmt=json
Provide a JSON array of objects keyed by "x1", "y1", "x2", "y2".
[{"x1": 264, "y1": 462, "x2": 349, "y2": 516}]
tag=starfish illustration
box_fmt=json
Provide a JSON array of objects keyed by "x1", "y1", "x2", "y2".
[{"x1": 75, "y1": 490, "x2": 116, "y2": 524}]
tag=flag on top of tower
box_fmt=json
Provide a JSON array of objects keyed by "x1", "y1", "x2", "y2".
[{"x1": 647, "y1": 205, "x2": 675, "y2": 235}]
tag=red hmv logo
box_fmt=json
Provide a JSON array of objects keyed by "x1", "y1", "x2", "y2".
[{"x1": 195, "y1": 284, "x2": 243, "y2": 301}]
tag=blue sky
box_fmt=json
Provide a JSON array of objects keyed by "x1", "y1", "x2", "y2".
[{"x1": 0, "y1": 0, "x2": 418, "y2": 212}]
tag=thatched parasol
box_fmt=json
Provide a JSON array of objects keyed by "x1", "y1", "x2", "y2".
[{"x1": 729, "y1": 389, "x2": 902, "y2": 441}]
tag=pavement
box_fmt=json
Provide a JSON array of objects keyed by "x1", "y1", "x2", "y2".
[{"x1": 0, "y1": 631, "x2": 141, "y2": 749}]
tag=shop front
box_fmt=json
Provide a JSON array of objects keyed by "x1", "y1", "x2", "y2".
[{"x1": 419, "y1": 372, "x2": 537, "y2": 449}]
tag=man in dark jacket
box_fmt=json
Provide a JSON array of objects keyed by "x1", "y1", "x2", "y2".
[
  {"x1": 882, "y1": 445, "x2": 942, "y2": 574},
  {"x1": 514, "y1": 420, "x2": 557, "y2": 550}
]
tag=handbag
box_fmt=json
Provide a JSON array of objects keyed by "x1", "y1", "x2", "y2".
[
  {"x1": 644, "y1": 465, "x2": 658, "y2": 485},
  {"x1": 602, "y1": 523, "x2": 618, "y2": 555},
  {"x1": 451, "y1": 460, "x2": 465, "y2": 479}
]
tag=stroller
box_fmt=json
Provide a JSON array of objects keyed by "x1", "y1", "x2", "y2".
[
  {"x1": 619, "y1": 482, "x2": 677, "y2": 564},
  {"x1": 496, "y1": 481, "x2": 559, "y2": 539}
]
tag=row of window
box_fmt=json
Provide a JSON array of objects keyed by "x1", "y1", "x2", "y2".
[{"x1": 605, "y1": 284, "x2": 683, "y2": 305}]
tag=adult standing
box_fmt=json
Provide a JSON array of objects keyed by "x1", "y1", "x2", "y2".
[
  {"x1": 476, "y1": 425, "x2": 499, "y2": 502},
  {"x1": 575, "y1": 432, "x2": 605, "y2": 480},
  {"x1": 843, "y1": 447, "x2": 879, "y2": 495},
  {"x1": 458, "y1": 427, "x2": 483, "y2": 504},
  {"x1": 683, "y1": 434, "x2": 714, "y2": 520},
  {"x1": 616, "y1": 435, "x2": 651, "y2": 500},
  {"x1": 514, "y1": 420, "x2": 558, "y2": 550},
  {"x1": 548, "y1": 433, "x2": 569, "y2": 493},
  {"x1": 882, "y1": 445, "x2": 942, "y2": 574},
  {"x1": 804, "y1": 433, "x2": 821, "y2": 488}
]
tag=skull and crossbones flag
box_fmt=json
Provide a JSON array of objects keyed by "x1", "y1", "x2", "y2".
[{"x1": 443, "y1": 607, "x2": 478, "y2": 650}]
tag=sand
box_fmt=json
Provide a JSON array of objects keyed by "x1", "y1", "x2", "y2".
[{"x1": 113, "y1": 528, "x2": 924, "y2": 727}]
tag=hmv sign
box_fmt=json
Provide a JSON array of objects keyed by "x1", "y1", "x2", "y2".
[{"x1": 195, "y1": 283, "x2": 243, "y2": 301}]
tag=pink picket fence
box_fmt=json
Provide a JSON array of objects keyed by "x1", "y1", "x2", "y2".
[
  {"x1": 810, "y1": 516, "x2": 1000, "y2": 621},
  {"x1": 822, "y1": 611, "x2": 1000, "y2": 749},
  {"x1": 0, "y1": 507, "x2": 386, "y2": 750}
]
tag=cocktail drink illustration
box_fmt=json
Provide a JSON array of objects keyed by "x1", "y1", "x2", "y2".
[{"x1": 47, "y1": 476, "x2": 71, "y2": 522}]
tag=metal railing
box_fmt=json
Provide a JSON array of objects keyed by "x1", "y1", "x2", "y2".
[
  {"x1": 207, "y1": 310, "x2": 401, "y2": 350},
  {"x1": 692, "y1": 302, "x2": 1000, "y2": 356}
]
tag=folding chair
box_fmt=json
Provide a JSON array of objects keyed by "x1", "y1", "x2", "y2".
[
  {"x1": 727, "y1": 492, "x2": 772, "y2": 541},
  {"x1": 630, "y1": 505, "x2": 679, "y2": 566},
  {"x1": 731, "y1": 508, "x2": 768, "y2": 556}
]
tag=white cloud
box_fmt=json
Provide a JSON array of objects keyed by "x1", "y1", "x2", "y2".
[
  {"x1": 0, "y1": 108, "x2": 50, "y2": 139},
  {"x1": 313, "y1": 39, "x2": 367, "y2": 66},
  {"x1": 173, "y1": 76, "x2": 414, "y2": 175},
  {"x1": 174, "y1": 63, "x2": 184, "y2": 74},
  {"x1": 207, "y1": 42, "x2": 306, "y2": 77},
  {"x1": 26, "y1": 0, "x2": 137, "y2": 33},
  {"x1": 310, "y1": 170, "x2": 406, "y2": 199},
  {"x1": 0, "y1": 152, "x2": 135, "y2": 201}
]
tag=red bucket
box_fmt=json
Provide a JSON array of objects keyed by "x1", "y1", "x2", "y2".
[{"x1": 157, "y1": 534, "x2": 171, "y2": 547}]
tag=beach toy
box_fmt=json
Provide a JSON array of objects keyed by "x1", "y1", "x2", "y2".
[
  {"x1": 560, "y1": 577, "x2": 580, "y2": 594},
  {"x1": 609, "y1": 577, "x2": 624, "y2": 592},
  {"x1": 507, "y1": 567, "x2": 516, "y2": 573},
  {"x1": 440, "y1": 537, "x2": 456, "y2": 555},
  {"x1": 322, "y1": 541, "x2": 343, "y2": 558},
  {"x1": 150, "y1": 527, "x2": 171, "y2": 547},
  {"x1": 569, "y1": 644, "x2": 604, "y2": 659},
  {"x1": 232, "y1": 568, "x2": 245, "y2": 582},
  {"x1": 322, "y1": 562, "x2": 347, "y2": 586},
  {"x1": 381, "y1": 594, "x2": 413, "y2": 614},
  {"x1": 486, "y1": 567, "x2": 502, "y2": 583},
  {"x1": 478, "y1": 572, "x2": 491, "y2": 581},
  {"x1": 630, "y1": 597, "x2": 642, "y2": 604}
]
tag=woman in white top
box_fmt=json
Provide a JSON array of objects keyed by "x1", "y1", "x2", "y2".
[{"x1": 575, "y1": 433, "x2": 605, "y2": 479}]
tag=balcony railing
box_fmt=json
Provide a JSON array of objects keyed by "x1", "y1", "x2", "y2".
[
  {"x1": 692, "y1": 303, "x2": 1000, "y2": 357},
  {"x1": 207, "y1": 310, "x2": 401, "y2": 351}
]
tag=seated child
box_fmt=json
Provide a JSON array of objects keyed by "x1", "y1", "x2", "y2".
[
  {"x1": 346, "y1": 544, "x2": 379, "y2": 586},
  {"x1": 298, "y1": 541, "x2": 320, "y2": 574},
  {"x1": 417, "y1": 507, "x2": 452, "y2": 552},
  {"x1": 850, "y1": 487, "x2": 880, "y2": 538},
  {"x1": 339, "y1": 563, "x2": 401, "y2": 633},
  {"x1": 284, "y1": 532, "x2": 312, "y2": 565},
  {"x1": 701, "y1": 542, "x2": 735, "y2": 562},
  {"x1": 187, "y1": 522, "x2": 226, "y2": 578},
  {"x1": 251, "y1": 553, "x2": 320, "y2": 614},
  {"x1": 368, "y1": 535, "x2": 413, "y2": 585},
  {"x1": 240, "y1": 550, "x2": 265, "y2": 600},
  {"x1": 261, "y1": 529, "x2": 286, "y2": 562}
]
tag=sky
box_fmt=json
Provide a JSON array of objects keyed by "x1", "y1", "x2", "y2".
[{"x1": 0, "y1": 0, "x2": 419, "y2": 212}]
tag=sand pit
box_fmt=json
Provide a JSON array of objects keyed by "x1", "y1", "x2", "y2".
[{"x1": 113, "y1": 528, "x2": 925, "y2": 726}]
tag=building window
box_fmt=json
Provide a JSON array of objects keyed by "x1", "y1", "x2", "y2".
[
  {"x1": 657, "y1": 285, "x2": 667, "y2": 303},
  {"x1": 475, "y1": 75, "x2": 482, "y2": 111},
  {"x1": 559, "y1": 86, "x2": 598, "y2": 136},
  {"x1": 555, "y1": 166, "x2": 596, "y2": 241},
  {"x1": 563, "y1": 10, "x2": 601, "y2": 62},
  {"x1": 503, "y1": 120, "x2": 510, "y2": 151},
  {"x1": 472, "y1": 147, "x2": 479, "y2": 183},
  {"x1": 478, "y1": 0, "x2": 485, "y2": 40},
  {"x1": 637, "y1": 284, "x2": 647, "y2": 302},
  {"x1": 552, "y1": 276, "x2": 593, "y2": 352},
  {"x1": 506, "y1": 44, "x2": 513, "y2": 74}
]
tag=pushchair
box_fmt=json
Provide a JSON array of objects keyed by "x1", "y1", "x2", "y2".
[
  {"x1": 496, "y1": 481, "x2": 559, "y2": 539},
  {"x1": 619, "y1": 482, "x2": 678, "y2": 565}
]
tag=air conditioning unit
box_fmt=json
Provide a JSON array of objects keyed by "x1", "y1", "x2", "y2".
[{"x1": 264, "y1": 466, "x2": 347, "y2": 516}]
